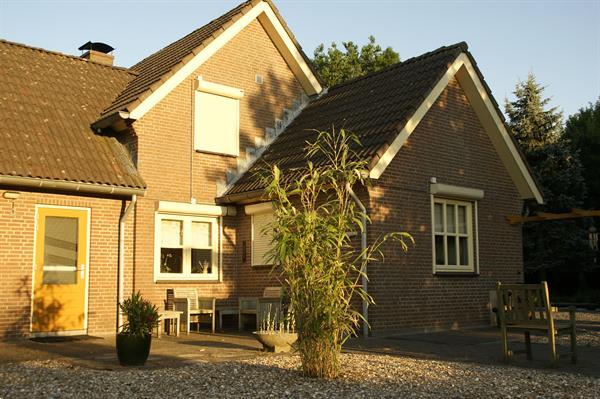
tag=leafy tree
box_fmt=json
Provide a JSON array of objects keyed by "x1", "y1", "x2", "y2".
[
  {"x1": 263, "y1": 129, "x2": 412, "y2": 378},
  {"x1": 505, "y1": 74, "x2": 592, "y2": 284},
  {"x1": 565, "y1": 98, "x2": 600, "y2": 209},
  {"x1": 312, "y1": 36, "x2": 400, "y2": 87}
]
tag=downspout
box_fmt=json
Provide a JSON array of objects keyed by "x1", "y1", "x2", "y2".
[
  {"x1": 347, "y1": 184, "x2": 369, "y2": 337},
  {"x1": 117, "y1": 195, "x2": 137, "y2": 332}
]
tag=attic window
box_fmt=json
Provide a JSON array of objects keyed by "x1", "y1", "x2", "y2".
[{"x1": 194, "y1": 77, "x2": 244, "y2": 156}]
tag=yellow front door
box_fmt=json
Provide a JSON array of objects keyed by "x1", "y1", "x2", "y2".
[{"x1": 32, "y1": 206, "x2": 89, "y2": 333}]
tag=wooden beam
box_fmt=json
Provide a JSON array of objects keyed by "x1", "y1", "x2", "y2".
[{"x1": 506, "y1": 209, "x2": 600, "y2": 225}]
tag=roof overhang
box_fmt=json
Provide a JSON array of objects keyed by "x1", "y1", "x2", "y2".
[
  {"x1": 123, "y1": 0, "x2": 321, "y2": 122},
  {"x1": 369, "y1": 52, "x2": 544, "y2": 204},
  {"x1": 216, "y1": 188, "x2": 268, "y2": 205},
  {"x1": 91, "y1": 110, "x2": 131, "y2": 132},
  {"x1": 0, "y1": 175, "x2": 146, "y2": 197}
]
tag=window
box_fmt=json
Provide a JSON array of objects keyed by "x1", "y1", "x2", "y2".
[
  {"x1": 432, "y1": 198, "x2": 475, "y2": 273},
  {"x1": 155, "y1": 214, "x2": 219, "y2": 281},
  {"x1": 43, "y1": 216, "x2": 79, "y2": 284},
  {"x1": 251, "y1": 211, "x2": 274, "y2": 266},
  {"x1": 194, "y1": 78, "x2": 243, "y2": 156}
]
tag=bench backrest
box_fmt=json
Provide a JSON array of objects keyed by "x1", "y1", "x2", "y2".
[
  {"x1": 263, "y1": 286, "x2": 282, "y2": 299},
  {"x1": 173, "y1": 287, "x2": 199, "y2": 310},
  {"x1": 496, "y1": 281, "x2": 552, "y2": 325}
]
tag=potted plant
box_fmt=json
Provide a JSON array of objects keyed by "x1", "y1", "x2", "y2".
[
  {"x1": 253, "y1": 304, "x2": 297, "y2": 353},
  {"x1": 116, "y1": 291, "x2": 159, "y2": 366}
]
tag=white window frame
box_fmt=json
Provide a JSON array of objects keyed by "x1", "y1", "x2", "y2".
[
  {"x1": 431, "y1": 196, "x2": 478, "y2": 274},
  {"x1": 193, "y1": 76, "x2": 243, "y2": 157},
  {"x1": 154, "y1": 213, "x2": 219, "y2": 281}
]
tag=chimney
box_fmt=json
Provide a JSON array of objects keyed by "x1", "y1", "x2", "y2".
[{"x1": 78, "y1": 41, "x2": 115, "y2": 66}]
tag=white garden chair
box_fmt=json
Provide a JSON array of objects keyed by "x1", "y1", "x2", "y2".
[
  {"x1": 167, "y1": 288, "x2": 216, "y2": 334},
  {"x1": 238, "y1": 286, "x2": 282, "y2": 331}
]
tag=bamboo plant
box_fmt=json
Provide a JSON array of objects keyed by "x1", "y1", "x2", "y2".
[{"x1": 261, "y1": 129, "x2": 413, "y2": 379}]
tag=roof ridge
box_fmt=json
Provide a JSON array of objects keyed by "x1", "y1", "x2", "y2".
[
  {"x1": 327, "y1": 41, "x2": 468, "y2": 92},
  {"x1": 0, "y1": 38, "x2": 138, "y2": 74}
]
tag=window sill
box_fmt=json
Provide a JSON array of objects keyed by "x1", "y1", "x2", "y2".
[
  {"x1": 433, "y1": 271, "x2": 479, "y2": 277},
  {"x1": 251, "y1": 264, "x2": 274, "y2": 269},
  {"x1": 155, "y1": 278, "x2": 220, "y2": 284},
  {"x1": 195, "y1": 149, "x2": 238, "y2": 158},
  {"x1": 154, "y1": 279, "x2": 220, "y2": 284}
]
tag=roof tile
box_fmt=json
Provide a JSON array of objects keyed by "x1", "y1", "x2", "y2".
[{"x1": 0, "y1": 40, "x2": 146, "y2": 189}]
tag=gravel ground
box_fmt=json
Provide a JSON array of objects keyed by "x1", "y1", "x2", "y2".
[
  {"x1": 2, "y1": 311, "x2": 598, "y2": 399},
  {"x1": 1, "y1": 353, "x2": 598, "y2": 399}
]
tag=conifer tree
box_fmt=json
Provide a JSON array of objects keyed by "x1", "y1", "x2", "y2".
[
  {"x1": 505, "y1": 74, "x2": 592, "y2": 285},
  {"x1": 565, "y1": 98, "x2": 600, "y2": 209}
]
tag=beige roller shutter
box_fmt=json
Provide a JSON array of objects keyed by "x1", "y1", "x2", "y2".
[
  {"x1": 252, "y1": 211, "x2": 274, "y2": 266},
  {"x1": 194, "y1": 91, "x2": 239, "y2": 156}
]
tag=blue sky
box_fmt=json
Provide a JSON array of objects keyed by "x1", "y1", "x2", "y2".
[{"x1": 1, "y1": 0, "x2": 598, "y2": 118}]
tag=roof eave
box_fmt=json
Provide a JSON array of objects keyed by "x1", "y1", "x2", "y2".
[
  {"x1": 216, "y1": 188, "x2": 267, "y2": 205},
  {"x1": 0, "y1": 175, "x2": 146, "y2": 197},
  {"x1": 91, "y1": 110, "x2": 132, "y2": 132}
]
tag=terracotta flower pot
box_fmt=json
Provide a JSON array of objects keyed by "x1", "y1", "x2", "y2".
[
  {"x1": 253, "y1": 331, "x2": 298, "y2": 353},
  {"x1": 116, "y1": 333, "x2": 152, "y2": 366}
]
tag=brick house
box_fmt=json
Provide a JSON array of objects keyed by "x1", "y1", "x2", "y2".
[{"x1": 0, "y1": 0, "x2": 542, "y2": 338}]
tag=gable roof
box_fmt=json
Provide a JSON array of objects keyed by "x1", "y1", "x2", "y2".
[
  {"x1": 98, "y1": 0, "x2": 321, "y2": 123},
  {"x1": 222, "y1": 42, "x2": 466, "y2": 196},
  {"x1": 221, "y1": 42, "x2": 543, "y2": 204},
  {"x1": 0, "y1": 39, "x2": 146, "y2": 193}
]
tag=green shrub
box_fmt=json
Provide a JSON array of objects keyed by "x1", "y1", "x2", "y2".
[{"x1": 119, "y1": 292, "x2": 159, "y2": 337}]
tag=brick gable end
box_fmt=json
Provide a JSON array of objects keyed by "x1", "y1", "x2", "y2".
[{"x1": 367, "y1": 77, "x2": 523, "y2": 334}]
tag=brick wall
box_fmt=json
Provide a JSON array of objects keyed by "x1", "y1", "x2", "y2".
[
  {"x1": 128, "y1": 19, "x2": 305, "y2": 308},
  {"x1": 0, "y1": 190, "x2": 131, "y2": 338},
  {"x1": 366, "y1": 77, "x2": 524, "y2": 335}
]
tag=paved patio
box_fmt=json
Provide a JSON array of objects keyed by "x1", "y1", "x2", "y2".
[
  {"x1": 1, "y1": 314, "x2": 598, "y2": 376},
  {"x1": 347, "y1": 327, "x2": 600, "y2": 377},
  {"x1": 0, "y1": 331, "x2": 266, "y2": 370}
]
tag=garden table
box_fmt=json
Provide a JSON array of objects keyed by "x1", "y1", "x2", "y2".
[{"x1": 156, "y1": 310, "x2": 183, "y2": 338}]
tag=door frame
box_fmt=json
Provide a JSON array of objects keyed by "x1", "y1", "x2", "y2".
[{"x1": 29, "y1": 204, "x2": 91, "y2": 337}]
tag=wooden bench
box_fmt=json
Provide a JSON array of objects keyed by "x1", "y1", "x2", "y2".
[
  {"x1": 496, "y1": 281, "x2": 576, "y2": 366},
  {"x1": 238, "y1": 286, "x2": 282, "y2": 331}
]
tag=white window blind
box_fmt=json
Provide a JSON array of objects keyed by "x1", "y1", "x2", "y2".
[
  {"x1": 161, "y1": 220, "x2": 182, "y2": 247},
  {"x1": 252, "y1": 211, "x2": 274, "y2": 266},
  {"x1": 191, "y1": 221, "x2": 211, "y2": 247}
]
